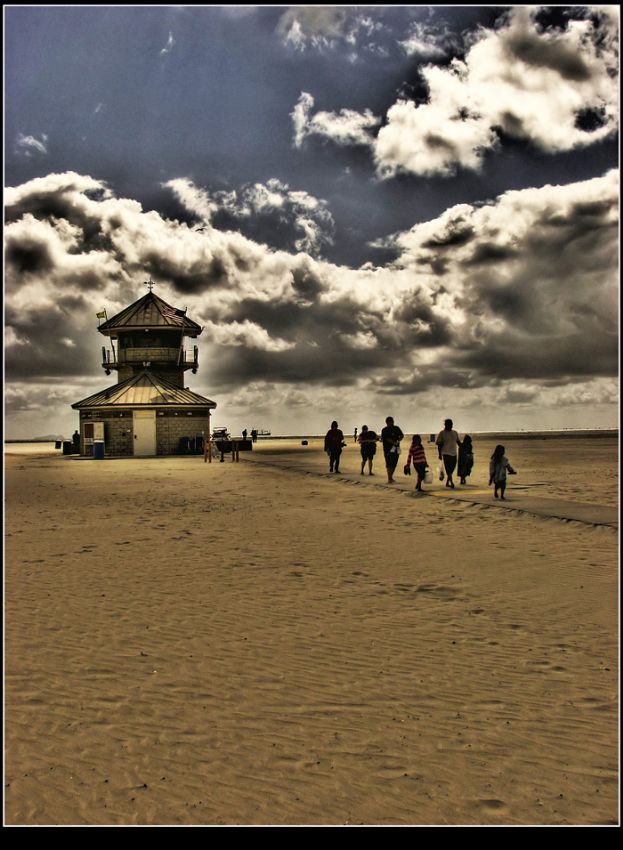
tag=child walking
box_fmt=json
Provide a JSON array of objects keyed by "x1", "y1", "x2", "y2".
[
  {"x1": 489, "y1": 444, "x2": 516, "y2": 500},
  {"x1": 405, "y1": 434, "x2": 429, "y2": 492}
]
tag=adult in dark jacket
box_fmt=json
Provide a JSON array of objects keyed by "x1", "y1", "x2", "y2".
[
  {"x1": 324, "y1": 421, "x2": 345, "y2": 473},
  {"x1": 458, "y1": 434, "x2": 474, "y2": 485},
  {"x1": 380, "y1": 416, "x2": 404, "y2": 483}
]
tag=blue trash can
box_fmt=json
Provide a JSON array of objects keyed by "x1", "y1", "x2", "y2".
[{"x1": 93, "y1": 440, "x2": 105, "y2": 459}]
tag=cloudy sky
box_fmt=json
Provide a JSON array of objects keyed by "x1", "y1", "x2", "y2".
[{"x1": 4, "y1": 5, "x2": 620, "y2": 438}]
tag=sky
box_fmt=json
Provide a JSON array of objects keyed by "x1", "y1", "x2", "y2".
[{"x1": 4, "y1": 4, "x2": 620, "y2": 438}]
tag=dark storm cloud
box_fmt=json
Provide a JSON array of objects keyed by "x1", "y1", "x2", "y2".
[
  {"x1": 455, "y1": 330, "x2": 618, "y2": 381},
  {"x1": 5, "y1": 301, "x2": 101, "y2": 380},
  {"x1": 421, "y1": 225, "x2": 474, "y2": 250},
  {"x1": 143, "y1": 251, "x2": 230, "y2": 294},
  {"x1": 5, "y1": 235, "x2": 54, "y2": 275},
  {"x1": 208, "y1": 340, "x2": 381, "y2": 390},
  {"x1": 290, "y1": 261, "x2": 327, "y2": 301},
  {"x1": 464, "y1": 243, "x2": 518, "y2": 265},
  {"x1": 504, "y1": 26, "x2": 593, "y2": 82},
  {"x1": 372, "y1": 365, "x2": 485, "y2": 396},
  {"x1": 3, "y1": 167, "x2": 619, "y2": 417}
]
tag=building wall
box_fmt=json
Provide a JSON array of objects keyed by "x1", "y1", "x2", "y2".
[
  {"x1": 155, "y1": 410, "x2": 211, "y2": 455},
  {"x1": 79, "y1": 409, "x2": 211, "y2": 456},
  {"x1": 80, "y1": 411, "x2": 133, "y2": 456}
]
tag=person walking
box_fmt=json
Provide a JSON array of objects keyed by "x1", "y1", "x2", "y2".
[
  {"x1": 358, "y1": 425, "x2": 378, "y2": 475},
  {"x1": 489, "y1": 445, "x2": 516, "y2": 500},
  {"x1": 405, "y1": 434, "x2": 429, "y2": 492},
  {"x1": 353, "y1": 426, "x2": 358, "y2": 444},
  {"x1": 324, "y1": 421, "x2": 345, "y2": 473},
  {"x1": 436, "y1": 418, "x2": 461, "y2": 489},
  {"x1": 458, "y1": 434, "x2": 474, "y2": 485},
  {"x1": 381, "y1": 416, "x2": 404, "y2": 483}
]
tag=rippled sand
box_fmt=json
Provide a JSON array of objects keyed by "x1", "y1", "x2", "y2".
[{"x1": 4, "y1": 435, "x2": 618, "y2": 825}]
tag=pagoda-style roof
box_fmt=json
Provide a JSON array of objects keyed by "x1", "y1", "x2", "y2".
[
  {"x1": 98, "y1": 292, "x2": 202, "y2": 336},
  {"x1": 72, "y1": 371, "x2": 216, "y2": 410}
]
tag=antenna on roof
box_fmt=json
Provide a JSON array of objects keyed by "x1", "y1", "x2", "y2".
[{"x1": 144, "y1": 278, "x2": 155, "y2": 292}]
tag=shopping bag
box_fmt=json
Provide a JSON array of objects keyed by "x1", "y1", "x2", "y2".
[
  {"x1": 424, "y1": 468, "x2": 433, "y2": 484},
  {"x1": 438, "y1": 461, "x2": 445, "y2": 481}
]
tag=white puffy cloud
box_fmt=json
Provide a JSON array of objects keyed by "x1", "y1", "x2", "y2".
[
  {"x1": 291, "y1": 91, "x2": 380, "y2": 149},
  {"x1": 202, "y1": 320, "x2": 295, "y2": 352},
  {"x1": 399, "y1": 20, "x2": 459, "y2": 59},
  {"x1": 296, "y1": 7, "x2": 619, "y2": 177},
  {"x1": 163, "y1": 178, "x2": 218, "y2": 222},
  {"x1": 165, "y1": 175, "x2": 335, "y2": 258},
  {"x1": 160, "y1": 31, "x2": 174, "y2": 55},
  {"x1": 15, "y1": 132, "x2": 48, "y2": 157},
  {"x1": 375, "y1": 92, "x2": 498, "y2": 178},
  {"x1": 277, "y1": 7, "x2": 385, "y2": 54}
]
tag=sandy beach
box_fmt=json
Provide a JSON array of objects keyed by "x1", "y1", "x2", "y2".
[{"x1": 4, "y1": 434, "x2": 619, "y2": 825}]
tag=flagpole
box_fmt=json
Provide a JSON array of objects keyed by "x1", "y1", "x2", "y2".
[
  {"x1": 177, "y1": 308, "x2": 187, "y2": 367},
  {"x1": 97, "y1": 309, "x2": 116, "y2": 363}
]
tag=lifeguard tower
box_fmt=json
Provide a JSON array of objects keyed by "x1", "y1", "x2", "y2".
[{"x1": 72, "y1": 283, "x2": 216, "y2": 456}]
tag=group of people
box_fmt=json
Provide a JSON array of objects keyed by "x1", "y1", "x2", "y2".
[{"x1": 324, "y1": 418, "x2": 516, "y2": 498}]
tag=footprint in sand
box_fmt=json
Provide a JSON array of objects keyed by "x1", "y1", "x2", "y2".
[
  {"x1": 477, "y1": 799, "x2": 507, "y2": 813},
  {"x1": 415, "y1": 583, "x2": 462, "y2": 600}
]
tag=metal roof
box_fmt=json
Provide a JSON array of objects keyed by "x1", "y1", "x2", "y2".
[
  {"x1": 98, "y1": 292, "x2": 202, "y2": 336},
  {"x1": 72, "y1": 371, "x2": 217, "y2": 409}
]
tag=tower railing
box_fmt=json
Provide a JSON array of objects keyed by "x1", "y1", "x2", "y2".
[{"x1": 102, "y1": 346, "x2": 199, "y2": 372}]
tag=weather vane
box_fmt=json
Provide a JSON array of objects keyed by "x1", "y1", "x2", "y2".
[{"x1": 144, "y1": 278, "x2": 155, "y2": 292}]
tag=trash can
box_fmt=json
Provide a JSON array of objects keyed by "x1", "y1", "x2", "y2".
[
  {"x1": 93, "y1": 440, "x2": 105, "y2": 459},
  {"x1": 62, "y1": 441, "x2": 72, "y2": 455}
]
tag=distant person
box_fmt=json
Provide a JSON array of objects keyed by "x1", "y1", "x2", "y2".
[
  {"x1": 489, "y1": 445, "x2": 516, "y2": 500},
  {"x1": 324, "y1": 421, "x2": 345, "y2": 473},
  {"x1": 405, "y1": 434, "x2": 429, "y2": 492},
  {"x1": 381, "y1": 416, "x2": 404, "y2": 483},
  {"x1": 251, "y1": 429, "x2": 258, "y2": 443},
  {"x1": 353, "y1": 426, "x2": 358, "y2": 444},
  {"x1": 458, "y1": 434, "x2": 474, "y2": 485},
  {"x1": 357, "y1": 425, "x2": 378, "y2": 475},
  {"x1": 436, "y1": 418, "x2": 461, "y2": 489},
  {"x1": 72, "y1": 430, "x2": 80, "y2": 454},
  {"x1": 242, "y1": 428, "x2": 248, "y2": 440}
]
